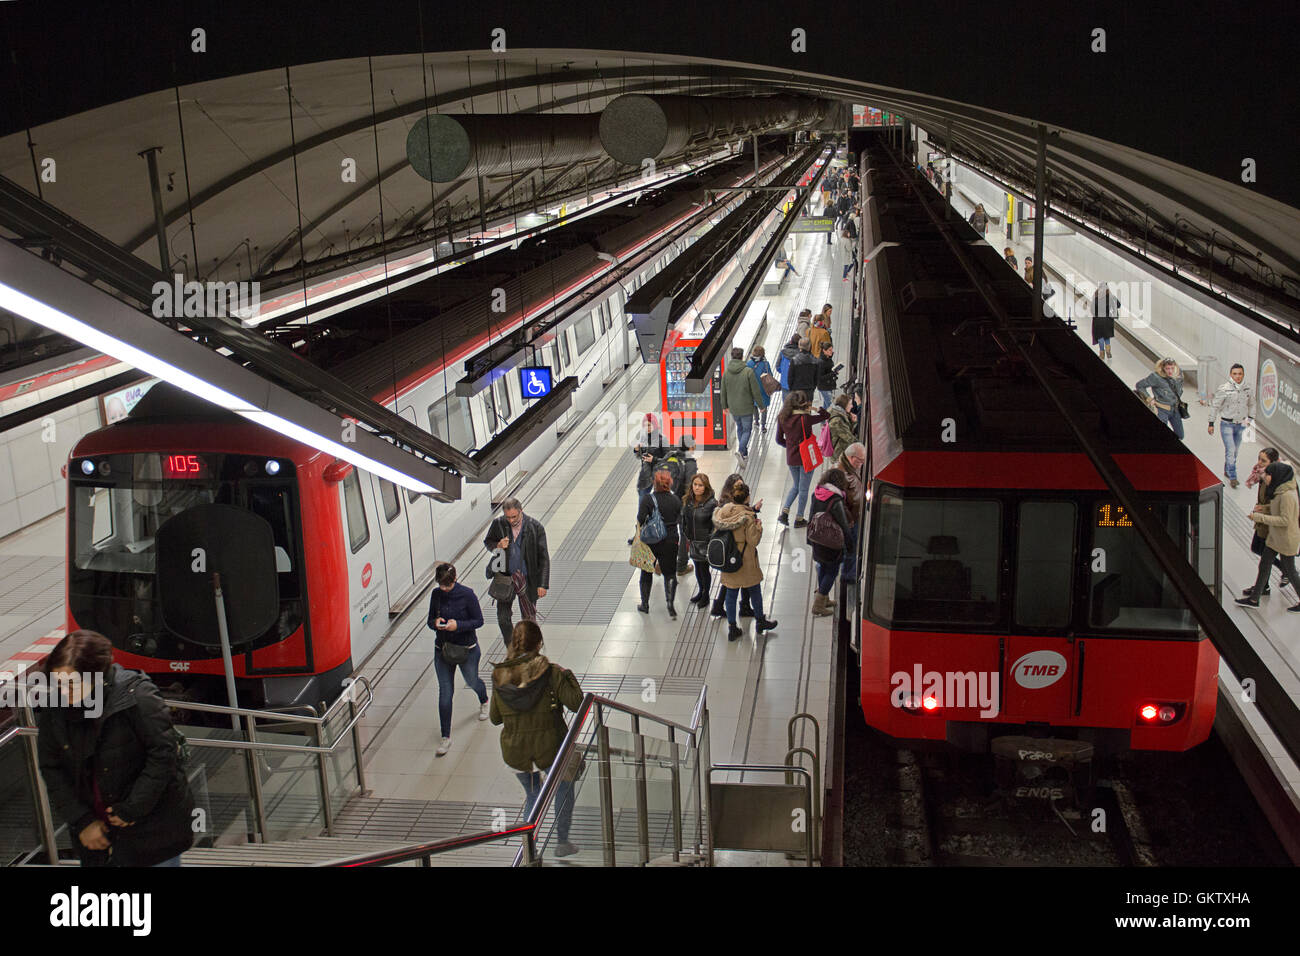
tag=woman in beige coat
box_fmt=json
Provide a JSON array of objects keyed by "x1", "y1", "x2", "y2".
[
  {"x1": 712, "y1": 481, "x2": 779, "y2": 640},
  {"x1": 1237, "y1": 461, "x2": 1300, "y2": 611}
]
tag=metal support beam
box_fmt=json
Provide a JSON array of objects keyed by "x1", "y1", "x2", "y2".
[
  {"x1": 1032, "y1": 123, "x2": 1048, "y2": 321},
  {"x1": 476, "y1": 176, "x2": 488, "y2": 235},
  {"x1": 139, "y1": 147, "x2": 170, "y2": 274}
]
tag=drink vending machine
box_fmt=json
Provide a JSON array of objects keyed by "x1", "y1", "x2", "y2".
[{"x1": 660, "y1": 334, "x2": 727, "y2": 449}]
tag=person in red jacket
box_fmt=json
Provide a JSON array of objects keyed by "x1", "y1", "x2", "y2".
[{"x1": 775, "y1": 390, "x2": 830, "y2": 528}]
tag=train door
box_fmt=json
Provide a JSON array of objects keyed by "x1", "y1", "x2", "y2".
[
  {"x1": 340, "y1": 467, "x2": 388, "y2": 666},
  {"x1": 373, "y1": 475, "x2": 415, "y2": 611},
  {"x1": 481, "y1": 383, "x2": 507, "y2": 501},
  {"x1": 399, "y1": 405, "x2": 436, "y2": 582}
]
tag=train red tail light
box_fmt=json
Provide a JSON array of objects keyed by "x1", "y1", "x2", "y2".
[
  {"x1": 922, "y1": 695, "x2": 939, "y2": 711},
  {"x1": 1138, "y1": 702, "x2": 1184, "y2": 724},
  {"x1": 1139, "y1": 704, "x2": 1158, "y2": 721}
]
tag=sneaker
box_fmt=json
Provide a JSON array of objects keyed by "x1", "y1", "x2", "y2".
[
  {"x1": 794, "y1": 517, "x2": 808, "y2": 529},
  {"x1": 636, "y1": 603, "x2": 650, "y2": 614},
  {"x1": 436, "y1": 737, "x2": 452, "y2": 756},
  {"x1": 553, "y1": 841, "x2": 580, "y2": 858},
  {"x1": 778, "y1": 510, "x2": 790, "y2": 526},
  {"x1": 756, "y1": 617, "x2": 779, "y2": 633},
  {"x1": 1234, "y1": 596, "x2": 1260, "y2": 608},
  {"x1": 479, "y1": 701, "x2": 490, "y2": 721},
  {"x1": 727, "y1": 625, "x2": 744, "y2": 641},
  {"x1": 668, "y1": 603, "x2": 678, "y2": 620},
  {"x1": 1242, "y1": 586, "x2": 1270, "y2": 598}
]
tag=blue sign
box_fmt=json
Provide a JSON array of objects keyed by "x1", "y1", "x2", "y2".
[{"x1": 519, "y1": 367, "x2": 553, "y2": 400}]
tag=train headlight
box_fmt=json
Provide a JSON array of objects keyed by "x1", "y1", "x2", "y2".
[
  {"x1": 265, "y1": 459, "x2": 281, "y2": 476},
  {"x1": 1158, "y1": 705, "x2": 1176, "y2": 722},
  {"x1": 80, "y1": 459, "x2": 95, "y2": 476},
  {"x1": 1138, "y1": 702, "x2": 1184, "y2": 724},
  {"x1": 96, "y1": 460, "x2": 111, "y2": 477}
]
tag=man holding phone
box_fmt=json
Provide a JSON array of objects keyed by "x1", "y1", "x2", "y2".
[{"x1": 427, "y1": 563, "x2": 489, "y2": 757}]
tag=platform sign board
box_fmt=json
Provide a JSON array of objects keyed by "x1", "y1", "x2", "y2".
[
  {"x1": 790, "y1": 216, "x2": 834, "y2": 234},
  {"x1": 518, "y1": 366, "x2": 553, "y2": 400},
  {"x1": 1257, "y1": 341, "x2": 1300, "y2": 461}
]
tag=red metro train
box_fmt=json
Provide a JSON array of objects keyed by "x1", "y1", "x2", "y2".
[{"x1": 854, "y1": 139, "x2": 1220, "y2": 755}]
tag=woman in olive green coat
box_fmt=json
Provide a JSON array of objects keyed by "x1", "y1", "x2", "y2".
[{"x1": 490, "y1": 620, "x2": 584, "y2": 857}]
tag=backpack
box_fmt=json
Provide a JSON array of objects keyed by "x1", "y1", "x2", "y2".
[
  {"x1": 640, "y1": 495, "x2": 667, "y2": 545},
  {"x1": 707, "y1": 526, "x2": 745, "y2": 572}
]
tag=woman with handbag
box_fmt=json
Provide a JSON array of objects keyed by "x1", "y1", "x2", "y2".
[
  {"x1": 1236, "y1": 462, "x2": 1300, "y2": 611},
  {"x1": 490, "y1": 620, "x2": 583, "y2": 859},
  {"x1": 682, "y1": 473, "x2": 718, "y2": 607},
  {"x1": 428, "y1": 562, "x2": 489, "y2": 757},
  {"x1": 1245, "y1": 449, "x2": 1291, "y2": 594},
  {"x1": 776, "y1": 390, "x2": 830, "y2": 528},
  {"x1": 635, "y1": 467, "x2": 684, "y2": 618},
  {"x1": 1134, "y1": 357, "x2": 1188, "y2": 440},
  {"x1": 807, "y1": 469, "x2": 853, "y2": 617}
]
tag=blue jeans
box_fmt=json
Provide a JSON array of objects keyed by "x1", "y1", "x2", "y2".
[
  {"x1": 517, "y1": 771, "x2": 576, "y2": 843},
  {"x1": 1095, "y1": 337, "x2": 1111, "y2": 350},
  {"x1": 433, "y1": 642, "x2": 488, "y2": 737},
  {"x1": 735, "y1": 414, "x2": 754, "y2": 456},
  {"x1": 1220, "y1": 421, "x2": 1245, "y2": 479},
  {"x1": 724, "y1": 584, "x2": 765, "y2": 625},
  {"x1": 840, "y1": 524, "x2": 858, "y2": 582},
  {"x1": 153, "y1": 854, "x2": 182, "y2": 867},
  {"x1": 816, "y1": 558, "x2": 841, "y2": 595},
  {"x1": 818, "y1": 389, "x2": 833, "y2": 408},
  {"x1": 783, "y1": 464, "x2": 814, "y2": 518},
  {"x1": 1156, "y1": 404, "x2": 1185, "y2": 440}
]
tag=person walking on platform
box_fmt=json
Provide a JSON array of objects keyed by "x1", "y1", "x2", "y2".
[
  {"x1": 787, "y1": 336, "x2": 820, "y2": 399},
  {"x1": 808, "y1": 469, "x2": 853, "y2": 617},
  {"x1": 1091, "y1": 281, "x2": 1121, "y2": 362},
  {"x1": 1236, "y1": 461, "x2": 1300, "y2": 611},
  {"x1": 1004, "y1": 247, "x2": 1018, "y2": 271},
  {"x1": 777, "y1": 334, "x2": 801, "y2": 396},
  {"x1": 636, "y1": 467, "x2": 684, "y2": 618},
  {"x1": 747, "y1": 345, "x2": 775, "y2": 432},
  {"x1": 828, "y1": 393, "x2": 856, "y2": 461},
  {"x1": 795, "y1": 309, "x2": 813, "y2": 340},
  {"x1": 712, "y1": 481, "x2": 778, "y2": 640},
  {"x1": 1246, "y1": 448, "x2": 1290, "y2": 593},
  {"x1": 428, "y1": 562, "x2": 490, "y2": 757},
  {"x1": 968, "y1": 203, "x2": 989, "y2": 235},
  {"x1": 720, "y1": 346, "x2": 765, "y2": 465},
  {"x1": 841, "y1": 216, "x2": 859, "y2": 280},
  {"x1": 1209, "y1": 363, "x2": 1256, "y2": 488},
  {"x1": 683, "y1": 473, "x2": 718, "y2": 607},
  {"x1": 1135, "y1": 358, "x2": 1188, "y2": 440},
  {"x1": 632, "y1": 412, "x2": 670, "y2": 497},
  {"x1": 816, "y1": 342, "x2": 840, "y2": 409},
  {"x1": 776, "y1": 390, "x2": 831, "y2": 528},
  {"x1": 484, "y1": 498, "x2": 550, "y2": 646},
  {"x1": 37, "y1": 630, "x2": 196, "y2": 867},
  {"x1": 490, "y1": 621, "x2": 583, "y2": 858}
]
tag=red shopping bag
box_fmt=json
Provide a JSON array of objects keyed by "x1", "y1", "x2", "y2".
[{"x1": 798, "y1": 417, "x2": 823, "y2": 472}]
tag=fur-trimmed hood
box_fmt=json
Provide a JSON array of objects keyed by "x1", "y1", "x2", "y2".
[
  {"x1": 712, "y1": 501, "x2": 754, "y2": 531},
  {"x1": 492, "y1": 651, "x2": 552, "y2": 697}
]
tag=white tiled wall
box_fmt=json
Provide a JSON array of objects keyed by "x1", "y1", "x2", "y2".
[{"x1": 0, "y1": 363, "x2": 126, "y2": 539}]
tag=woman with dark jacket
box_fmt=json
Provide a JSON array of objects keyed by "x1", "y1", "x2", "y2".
[
  {"x1": 775, "y1": 391, "x2": 831, "y2": 528},
  {"x1": 1091, "y1": 281, "x2": 1120, "y2": 361},
  {"x1": 1237, "y1": 461, "x2": 1300, "y2": 611},
  {"x1": 427, "y1": 562, "x2": 489, "y2": 757},
  {"x1": 636, "y1": 467, "x2": 684, "y2": 618},
  {"x1": 816, "y1": 343, "x2": 838, "y2": 408},
  {"x1": 490, "y1": 621, "x2": 583, "y2": 858},
  {"x1": 37, "y1": 630, "x2": 195, "y2": 867},
  {"x1": 682, "y1": 473, "x2": 718, "y2": 607},
  {"x1": 808, "y1": 469, "x2": 853, "y2": 617}
]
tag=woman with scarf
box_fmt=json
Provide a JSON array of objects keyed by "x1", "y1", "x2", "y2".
[{"x1": 1236, "y1": 460, "x2": 1300, "y2": 611}]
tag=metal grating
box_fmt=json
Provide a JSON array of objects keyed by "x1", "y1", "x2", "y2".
[{"x1": 0, "y1": 556, "x2": 62, "y2": 616}]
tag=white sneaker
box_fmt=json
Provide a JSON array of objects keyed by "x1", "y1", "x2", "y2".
[
  {"x1": 479, "y1": 701, "x2": 490, "y2": 721},
  {"x1": 436, "y1": 737, "x2": 452, "y2": 756}
]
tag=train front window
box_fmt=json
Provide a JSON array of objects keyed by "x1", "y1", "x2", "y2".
[
  {"x1": 870, "y1": 493, "x2": 1001, "y2": 626},
  {"x1": 1015, "y1": 501, "x2": 1076, "y2": 628},
  {"x1": 1089, "y1": 500, "x2": 1196, "y2": 632}
]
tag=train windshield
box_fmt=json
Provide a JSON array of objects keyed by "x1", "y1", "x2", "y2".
[
  {"x1": 1088, "y1": 500, "x2": 1196, "y2": 632},
  {"x1": 68, "y1": 452, "x2": 303, "y2": 658}
]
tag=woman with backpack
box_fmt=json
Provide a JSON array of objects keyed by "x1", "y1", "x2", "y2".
[
  {"x1": 635, "y1": 466, "x2": 684, "y2": 618},
  {"x1": 710, "y1": 473, "x2": 760, "y2": 619},
  {"x1": 776, "y1": 333, "x2": 802, "y2": 395},
  {"x1": 747, "y1": 345, "x2": 775, "y2": 433},
  {"x1": 711, "y1": 481, "x2": 779, "y2": 640},
  {"x1": 37, "y1": 630, "x2": 196, "y2": 867},
  {"x1": 490, "y1": 620, "x2": 583, "y2": 859},
  {"x1": 682, "y1": 473, "x2": 719, "y2": 608},
  {"x1": 775, "y1": 390, "x2": 831, "y2": 528},
  {"x1": 807, "y1": 469, "x2": 853, "y2": 617}
]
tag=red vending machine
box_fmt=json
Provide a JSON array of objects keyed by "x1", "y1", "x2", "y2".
[{"x1": 660, "y1": 332, "x2": 727, "y2": 448}]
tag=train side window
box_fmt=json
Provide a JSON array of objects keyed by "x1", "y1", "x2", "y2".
[
  {"x1": 483, "y1": 385, "x2": 499, "y2": 434},
  {"x1": 574, "y1": 312, "x2": 597, "y2": 355},
  {"x1": 558, "y1": 330, "x2": 571, "y2": 369},
  {"x1": 91, "y1": 488, "x2": 114, "y2": 544},
  {"x1": 1014, "y1": 501, "x2": 1076, "y2": 628},
  {"x1": 1195, "y1": 495, "x2": 1219, "y2": 594},
  {"x1": 495, "y1": 377, "x2": 512, "y2": 420},
  {"x1": 427, "y1": 394, "x2": 476, "y2": 452},
  {"x1": 1088, "y1": 501, "x2": 1194, "y2": 632},
  {"x1": 342, "y1": 469, "x2": 370, "y2": 553},
  {"x1": 378, "y1": 478, "x2": 401, "y2": 523}
]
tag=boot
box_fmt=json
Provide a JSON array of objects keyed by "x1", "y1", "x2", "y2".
[
  {"x1": 727, "y1": 625, "x2": 744, "y2": 641},
  {"x1": 778, "y1": 509, "x2": 790, "y2": 526},
  {"x1": 756, "y1": 617, "x2": 779, "y2": 633},
  {"x1": 710, "y1": 595, "x2": 726, "y2": 618},
  {"x1": 811, "y1": 592, "x2": 833, "y2": 617},
  {"x1": 665, "y1": 577, "x2": 678, "y2": 619},
  {"x1": 739, "y1": 597, "x2": 754, "y2": 617},
  {"x1": 637, "y1": 575, "x2": 651, "y2": 614},
  {"x1": 1105, "y1": 344, "x2": 1112, "y2": 361}
]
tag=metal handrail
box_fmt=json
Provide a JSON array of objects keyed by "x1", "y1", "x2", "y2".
[{"x1": 323, "y1": 685, "x2": 709, "y2": 867}]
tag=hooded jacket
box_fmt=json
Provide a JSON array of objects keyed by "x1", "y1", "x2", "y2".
[
  {"x1": 712, "y1": 502, "x2": 763, "y2": 588},
  {"x1": 1209, "y1": 378, "x2": 1255, "y2": 425},
  {"x1": 809, "y1": 485, "x2": 852, "y2": 563},
  {"x1": 777, "y1": 343, "x2": 800, "y2": 388},
  {"x1": 720, "y1": 359, "x2": 765, "y2": 417},
  {"x1": 1252, "y1": 474, "x2": 1300, "y2": 557},
  {"x1": 37, "y1": 663, "x2": 195, "y2": 866},
  {"x1": 827, "y1": 405, "x2": 856, "y2": 461},
  {"x1": 1135, "y1": 360, "x2": 1185, "y2": 410},
  {"x1": 787, "y1": 348, "x2": 820, "y2": 393},
  {"x1": 747, "y1": 357, "x2": 773, "y2": 409},
  {"x1": 490, "y1": 652, "x2": 584, "y2": 773},
  {"x1": 808, "y1": 322, "x2": 832, "y2": 359}
]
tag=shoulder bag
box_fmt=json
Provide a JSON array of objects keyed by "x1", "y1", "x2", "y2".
[
  {"x1": 441, "y1": 640, "x2": 472, "y2": 665},
  {"x1": 797, "y1": 416, "x2": 824, "y2": 473},
  {"x1": 489, "y1": 573, "x2": 515, "y2": 602},
  {"x1": 640, "y1": 495, "x2": 667, "y2": 545},
  {"x1": 806, "y1": 509, "x2": 845, "y2": 549},
  {"x1": 629, "y1": 526, "x2": 658, "y2": 572}
]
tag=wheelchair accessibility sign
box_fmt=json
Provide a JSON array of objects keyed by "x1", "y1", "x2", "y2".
[{"x1": 519, "y1": 367, "x2": 553, "y2": 399}]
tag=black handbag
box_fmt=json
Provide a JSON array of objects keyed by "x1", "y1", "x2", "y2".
[
  {"x1": 1177, "y1": 400, "x2": 1191, "y2": 420},
  {"x1": 489, "y1": 573, "x2": 515, "y2": 602},
  {"x1": 441, "y1": 640, "x2": 472, "y2": 665},
  {"x1": 1250, "y1": 527, "x2": 1268, "y2": 556}
]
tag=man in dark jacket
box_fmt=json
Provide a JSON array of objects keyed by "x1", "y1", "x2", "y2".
[
  {"x1": 37, "y1": 631, "x2": 195, "y2": 867},
  {"x1": 787, "y1": 337, "x2": 820, "y2": 395},
  {"x1": 484, "y1": 498, "x2": 550, "y2": 645}
]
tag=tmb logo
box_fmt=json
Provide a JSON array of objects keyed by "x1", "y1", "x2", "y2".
[
  {"x1": 1011, "y1": 650, "x2": 1068, "y2": 689},
  {"x1": 361, "y1": 563, "x2": 373, "y2": 588}
]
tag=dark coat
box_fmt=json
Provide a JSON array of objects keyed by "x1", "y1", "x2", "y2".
[
  {"x1": 638, "y1": 489, "x2": 682, "y2": 545},
  {"x1": 1091, "y1": 286, "x2": 1120, "y2": 342},
  {"x1": 37, "y1": 664, "x2": 195, "y2": 866},
  {"x1": 776, "y1": 408, "x2": 830, "y2": 466},
  {"x1": 809, "y1": 486, "x2": 852, "y2": 564},
  {"x1": 484, "y1": 514, "x2": 550, "y2": 594},
  {"x1": 682, "y1": 494, "x2": 718, "y2": 545},
  {"x1": 787, "y1": 349, "x2": 820, "y2": 393},
  {"x1": 817, "y1": 354, "x2": 838, "y2": 391},
  {"x1": 427, "y1": 581, "x2": 485, "y2": 647}
]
